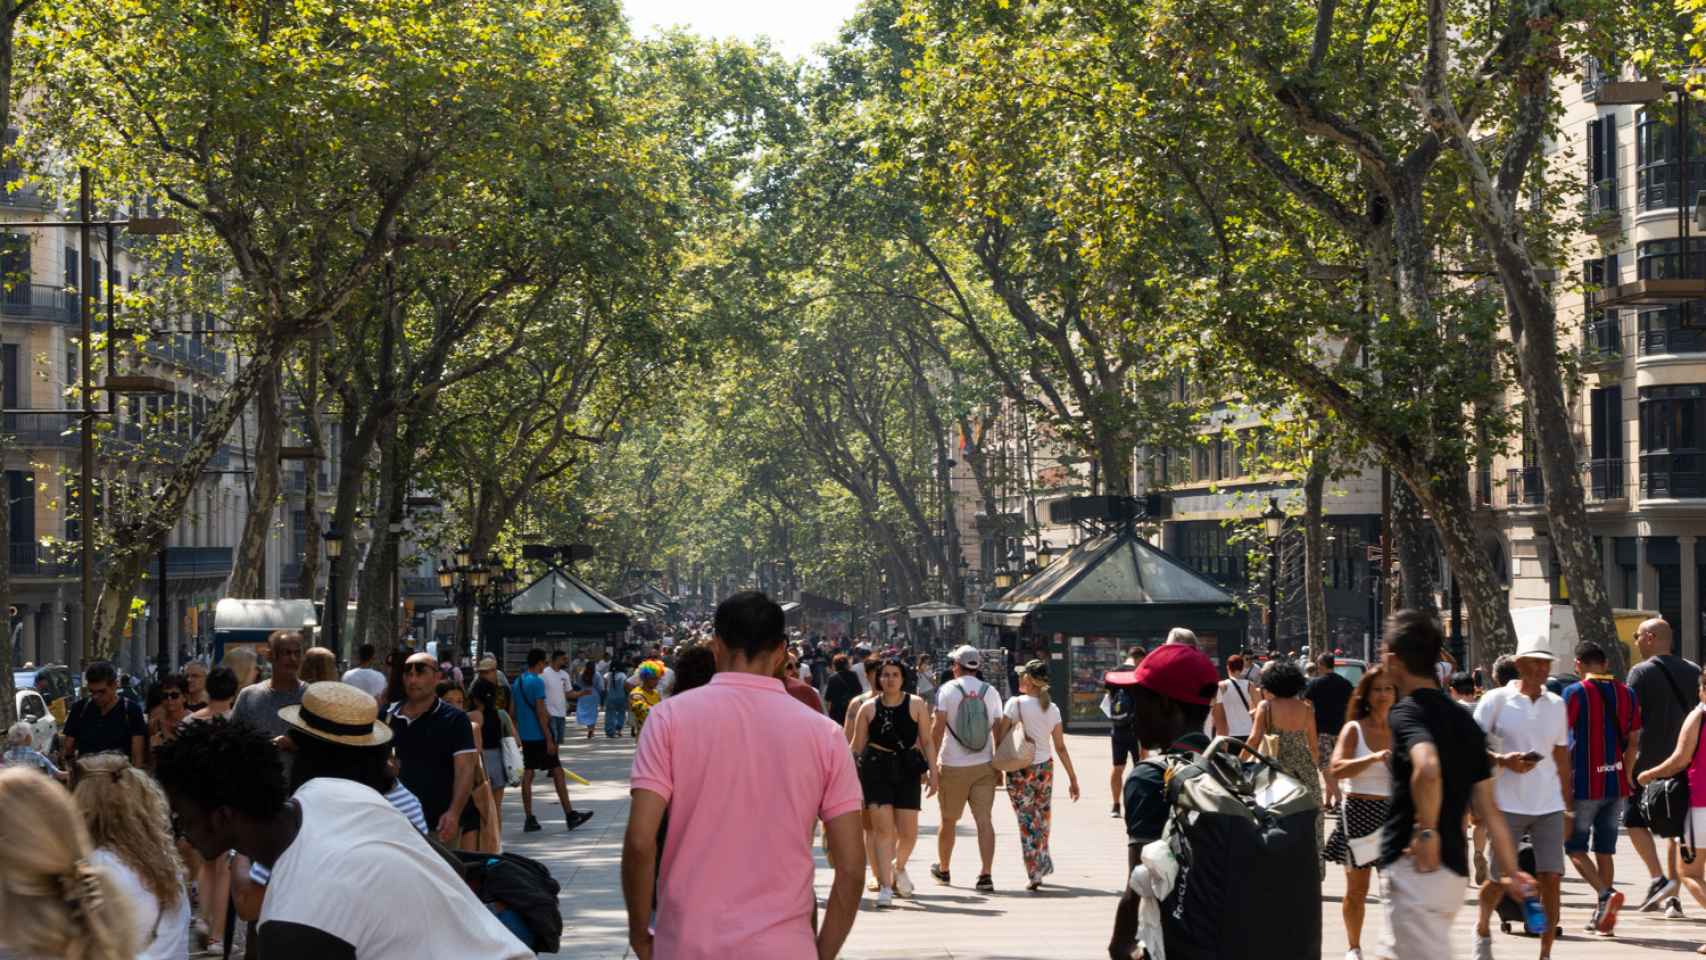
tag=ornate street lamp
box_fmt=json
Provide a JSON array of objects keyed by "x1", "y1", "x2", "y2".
[
  {"x1": 323, "y1": 530, "x2": 345, "y2": 654},
  {"x1": 1261, "y1": 497, "x2": 1286, "y2": 652}
]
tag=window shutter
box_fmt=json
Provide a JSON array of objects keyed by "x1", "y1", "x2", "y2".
[{"x1": 1588, "y1": 118, "x2": 1603, "y2": 184}]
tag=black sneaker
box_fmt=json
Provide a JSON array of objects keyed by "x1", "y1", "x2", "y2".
[
  {"x1": 975, "y1": 874, "x2": 994, "y2": 893},
  {"x1": 567, "y1": 810, "x2": 596, "y2": 830},
  {"x1": 1640, "y1": 875, "x2": 1677, "y2": 912},
  {"x1": 929, "y1": 863, "x2": 950, "y2": 885},
  {"x1": 523, "y1": 815, "x2": 542, "y2": 832}
]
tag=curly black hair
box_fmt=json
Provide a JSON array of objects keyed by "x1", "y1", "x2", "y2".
[
  {"x1": 1260, "y1": 659, "x2": 1308, "y2": 698},
  {"x1": 153, "y1": 717, "x2": 287, "y2": 819}
]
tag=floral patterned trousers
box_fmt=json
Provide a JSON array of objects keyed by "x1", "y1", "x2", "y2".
[{"x1": 1006, "y1": 759, "x2": 1055, "y2": 882}]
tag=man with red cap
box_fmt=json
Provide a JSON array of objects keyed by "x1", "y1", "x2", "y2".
[{"x1": 1105, "y1": 643, "x2": 1221, "y2": 959}]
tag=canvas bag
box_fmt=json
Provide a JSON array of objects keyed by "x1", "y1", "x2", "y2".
[{"x1": 993, "y1": 698, "x2": 1038, "y2": 772}]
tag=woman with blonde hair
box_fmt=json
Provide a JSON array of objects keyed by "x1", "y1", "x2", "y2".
[
  {"x1": 300, "y1": 646, "x2": 339, "y2": 684},
  {"x1": 220, "y1": 647, "x2": 258, "y2": 689},
  {"x1": 1002, "y1": 659, "x2": 1080, "y2": 891},
  {"x1": 73, "y1": 754, "x2": 190, "y2": 959},
  {"x1": 0, "y1": 766, "x2": 136, "y2": 960}
]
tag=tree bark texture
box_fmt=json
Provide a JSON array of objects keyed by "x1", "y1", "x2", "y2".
[
  {"x1": 296, "y1": 337, "x2": 324, "y2": 601},
  {"x1": 1303, "y1": 443, "x2": 1329, "y2": 660},
  {"x1": 227, "y1": 355, "x2": 283, "y2": 597},
  {"x1": 1392, "y1": 482, "x2": 1439, "y2": 614}
]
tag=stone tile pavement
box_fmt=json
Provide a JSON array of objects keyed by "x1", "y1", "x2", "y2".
[{"x1": 507, "y1": 731, "x2": 1706, "y2": 958}]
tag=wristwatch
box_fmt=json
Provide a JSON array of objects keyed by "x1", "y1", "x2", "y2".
[{"x1": 1414, "y1": 826, "x2": 1438, "y2": 841}]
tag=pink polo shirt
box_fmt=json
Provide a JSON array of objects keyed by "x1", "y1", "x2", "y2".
[{"x1": 631, "y1": 671, "x2": 863, "y2": 959}]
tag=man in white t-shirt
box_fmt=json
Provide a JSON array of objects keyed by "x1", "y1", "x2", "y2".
[
  {"x1": 929, "y1": 644, "x2": 1012, "y2": 893},
  {"x1": 156, "y1": 717, "x2": 530, "y2": 959},
  {"x1": 541, "y1": 650, "x2": 570, "y2": 743},
  {"x1": 340, "y1": 643, "x2": 389, "y2": 704},
  {"x1": 1211, "y1": 654, "x2": 1256, "y2": 738},
  {"x1": 1470, "y1": 638, "x2": 1570, "y2": 960}
]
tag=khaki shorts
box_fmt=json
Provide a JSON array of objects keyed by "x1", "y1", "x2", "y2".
[
  {"x1": 938, "y1": 761, "x2": 997, "y2": 823},
  {"x1": 1377, "y1": 855, "x2": 1469, "y2": 960}
]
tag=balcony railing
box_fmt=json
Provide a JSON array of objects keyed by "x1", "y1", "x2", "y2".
[
  {"x1": 1586, "y1": 458, "x2": 1626, "y2": 500},
  {"x1": 1640, "y1": 325, "x2": 1706, "y2": 355},
  {"x1": 164, "y1": 545, "x2": 233, "y2": 577},
  {"x1": 1585, "y1": 178, "x2": 1619, "y2": 229},
  {"x1": 1468, "y1": 469, "x2": 1495, "y2": 506},
  {"x1": 139, "y1": 336, "x2": 227, "y2": 378},
  {"x1": 1585, "y1": 314, "x2": 1621, "y2": 356},
  {"x1": 1641, "y1": 453, "x2": 1706, "y2": 498},
  {"x1": 1638, "y1": 160, "x2": 1706, "y2": 211},
  {"x1": 9, "y1": 542, "x2": 78, "y2": 577},
  {"x1": 0, "y1": 283, "x2": 74, "y2": 324},
  {"x1": 2, "y1": 411, "x2": 79, "y2": 446},
  {"x1": 1506, "y1": 466, "x2": 1545, "y2": 505}
]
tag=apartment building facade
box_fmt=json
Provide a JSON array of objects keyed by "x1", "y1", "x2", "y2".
[{"x1": 1482, "y1": 65, "x2": 1706, "y2": 663}]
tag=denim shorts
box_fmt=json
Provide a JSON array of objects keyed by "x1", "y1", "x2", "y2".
[{"x1": 1566, "y1": 796, "x2": 1626, "y2": 855}]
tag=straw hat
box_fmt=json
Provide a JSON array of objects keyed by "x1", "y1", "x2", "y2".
[{"x1": 278, "y1": 681, "x2": 394, "y2": 748}]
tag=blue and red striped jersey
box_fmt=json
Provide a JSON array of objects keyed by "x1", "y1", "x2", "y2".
[{"x1": 1563, "y1": 676, "x2": 1642, "y2": 800}]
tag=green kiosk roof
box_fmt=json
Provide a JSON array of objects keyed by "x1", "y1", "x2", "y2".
[{"x1": 978, "y1": 528, "x2": 1245, "y2": 637}]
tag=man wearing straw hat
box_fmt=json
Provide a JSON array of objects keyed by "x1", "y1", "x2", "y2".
[{"x1": 156, "y1": 703, "x2": 532, "y2": 957}]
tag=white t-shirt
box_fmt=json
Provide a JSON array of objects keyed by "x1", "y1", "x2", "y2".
[
  {"x1": 1218, "y1": 678, "x2": 1255, "y2": 737},
  {"x1": 935, "y1": 676, "x2": 1004, "y2": 767},
  {"x1": 1002, "y1": 694, "x2": 1062, "y2": 764},
  {"x1": 1473, "y1": 681, "x2": 1569, "y2": 816},
  {"x1": 88, "y1": 847, "x2": 190, "y2": 960},
  {"x1": 340, "y1": 667, "x2": 388, "y2": 701},
  {"x1": 540, "y1": 666, "x2": 569, "y2": 717},
  {"x1": 259, "y1": 778, "x2": 530, "y2": 958},
  {"x1": 853, "y1": 662, "x2": 871, "y2": 693}
]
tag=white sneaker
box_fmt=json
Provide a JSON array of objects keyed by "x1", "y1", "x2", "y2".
[
  {"x1": 1472, "y1": 934, "x2": 1493, "y2": 960},
  {"x1": 893, "y1": 867, "x2": 915, "y2": 898},
  {"x1": 1665, "y1": 897, "x2": 1685, "y2": 920},
  {"x1": 875, "y1": 887, "x2": 894, "y2": 909},
  {"x1": 1345, "y1": 949, "x2": 1363, "y2": 960},
  {"x1": 867, "y1": 878, "x2": 880, "y2": 892}
]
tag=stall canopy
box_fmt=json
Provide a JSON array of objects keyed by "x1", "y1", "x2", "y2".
[
  {"x1": 906, "y1": 601, "x2": 967, "y2": 619},
  {"x1": 211, "y1": 598, "x2": 318, "y2": 662},
  {"x1": 978, "y1": 528, "x2": 1243, "y2": 638},
  {"x1": 484, "y1": 565, "x2": 632, "y2": 672}
]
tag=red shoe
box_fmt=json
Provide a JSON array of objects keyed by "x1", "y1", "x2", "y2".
[{"x1": 1598, "y1": 889, "x2": 1626, "y2": 933}]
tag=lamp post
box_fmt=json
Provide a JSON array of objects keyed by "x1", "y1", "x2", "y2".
[
  {"x1": 1262, "y1": 497, "x2": 1286, "y2": 653},
  {"x1": 323, "y1": 530, "x2": 344, "y2": 656},
  {"x1": 439, "y1": 549, "x2": 488, "y2": 660}
]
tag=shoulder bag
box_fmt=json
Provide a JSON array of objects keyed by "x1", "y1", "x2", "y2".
[
  {"x1": 1641, "y1": 663, "x2": 1699, "y2": 843},
  {"x1": 497, "y1": 707, "x2": 524, "y2": 788},
  {"x1": 992, "y1": 698, "x2": 1038, "y2": 772}
]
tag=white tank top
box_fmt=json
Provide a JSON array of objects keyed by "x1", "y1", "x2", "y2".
[
  {"x1": 1339, "y1": 720, "x2": 1392, "y2": 797},
  {"x1": 1220, "y1": 678, "x2": 1254, "y2": 736}
]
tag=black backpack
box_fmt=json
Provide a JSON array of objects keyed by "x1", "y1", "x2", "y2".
[
  {"x1": 1144, "y1": 736, "x2": 1321, "y2": 960},
  {"x1": 455, "y1": 850, "x2": 564, "y2": 953}
]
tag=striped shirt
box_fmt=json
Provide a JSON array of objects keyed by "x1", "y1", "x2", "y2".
[{"x1": 1563, "y1": 676, "x2": 1642, "y2": 800}]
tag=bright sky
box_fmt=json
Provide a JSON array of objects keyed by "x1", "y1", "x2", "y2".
[{"x1": 622, "y1": 0, "x2": 865, "y2": 61}]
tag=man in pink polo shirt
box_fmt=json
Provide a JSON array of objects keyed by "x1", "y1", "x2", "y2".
[{"x1": 622, "y1": 591, "x2": 866, "y2": 960}]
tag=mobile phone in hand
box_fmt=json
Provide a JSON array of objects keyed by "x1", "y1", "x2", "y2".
[{"x1": 1521, "y1": 751, "x2": 1543, "y2": 764}]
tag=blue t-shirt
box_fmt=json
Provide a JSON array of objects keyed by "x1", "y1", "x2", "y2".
[{"x1": 512, "y1": 672, "x2": 546, "y2": 742}]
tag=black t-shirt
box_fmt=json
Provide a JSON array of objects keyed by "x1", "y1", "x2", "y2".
[
  {"x1": 825, "y1": 670, "x2": 861, "y2": 725},
  {"x1": 384, "y1": 699, "x2": 476, "y2": 830},
  {"x1": 1305, "y1": 673, "x2": 1355, "y2": 736},
  {"x1": 64, "y1": 696, "x2": 146, "y2": 758},
  {"x1": 1124, "y1": 732, "x2": 1210, "y2": 846},
  {"x1": 1382, "y1": 687, "x2": 1491, "y2": 877}
]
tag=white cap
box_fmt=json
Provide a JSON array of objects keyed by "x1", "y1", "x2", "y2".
[
  {"x1": 950, "y1": 644, "x2": 981, "y2": 668},
  {"x1": 1513, "y1": 633, "x2": 1556, "y2": 661}
]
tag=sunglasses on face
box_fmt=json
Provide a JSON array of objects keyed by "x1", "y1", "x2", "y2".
[
  {"x1": 164, "y1": 691, "x2": 184, "y2": 700},
  {"x1": 404, "y1": 663, "x2": 437, "y2": 675}
]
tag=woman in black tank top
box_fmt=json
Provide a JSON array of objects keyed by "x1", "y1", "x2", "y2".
[{"x1": 850, "y1": 658, "x2": 935, "y2": 906}]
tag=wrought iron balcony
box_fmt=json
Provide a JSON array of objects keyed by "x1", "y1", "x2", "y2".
[
  {"x1": 1505, "y1": 466, "x2": 1545, "y2": 506},
  {"x1": 1585, "y1": 458, "x2": 1626, "y2": 500}
]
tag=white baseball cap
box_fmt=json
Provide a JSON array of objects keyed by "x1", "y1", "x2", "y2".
[{"x1": 950, "y1": 645, "x2": 980, "y2": 668}]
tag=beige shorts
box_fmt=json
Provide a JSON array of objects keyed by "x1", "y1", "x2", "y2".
[
  {"x1": 1377, "y1": 855, "x2": 1469, "y2": 960},
  {"x1": 937, "y1": 761, "x2": 997, "y2": 823}
]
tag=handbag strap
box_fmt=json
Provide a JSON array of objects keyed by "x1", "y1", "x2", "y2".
[
  {"x1": 1229, "y1": 678, "x2": 1250, "y2": 711},
  {"x1": 1654, "y1": 658, "x2": 1693, "y2": 714}
]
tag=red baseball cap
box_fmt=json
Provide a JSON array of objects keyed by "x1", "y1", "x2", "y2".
[{"x1": 1108, "y1": 643, "x2": 1219, "y2": 705}]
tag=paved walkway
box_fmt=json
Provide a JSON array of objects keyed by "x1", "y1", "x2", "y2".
[{"x1": 506, "y1": 730, "x2": 1706, "y2": 958}]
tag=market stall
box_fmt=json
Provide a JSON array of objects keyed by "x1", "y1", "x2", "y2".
[
  {"x1": 481, "y1": 565, "x2": 632, "y2": 674},
  {"x1": 977, "y1": 526, "x2": 1246, "y2": 731}
]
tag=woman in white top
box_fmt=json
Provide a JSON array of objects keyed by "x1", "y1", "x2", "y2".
[
  {"x1": 1212, "y1": 654, "x2": 1257, "y2": 738},
  {"x1": 0, "y1": 766, "x2": 135, "y2": 960},
  {"x1": 1002, "y1": 660, "x2": 1081, "y2": 891},
  {"x1": 1323, "y1": 665, "x2": 1397, "y2": 960},
  {"x1": 73, "y1": 754, "x2": 190, "y2": 960}
]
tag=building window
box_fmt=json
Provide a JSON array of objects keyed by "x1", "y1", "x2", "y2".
[
  {"x1": 1584, "y1": 254, "x2": 1621, "y2": 354},
  {"x1": 1589, "y1": 386, "x2": 1624, "y2": 498},
  {"x1": 1637, "y1": 237, "x2": 1706, "y2": 281},
  {"x1": 1586, "y1": 115, "x2": 1618, "y2": 213},
  {"x1": 1172, "y1": 520, "x2": 1246, "y2": 587},
  {"x1": 1636, "y1": 107, "x2": 1706, "y2": 211},
  {"x1": 1638, "y1": 303, "x2": 1706, "y2": 355},
  {"x1": 1639, "y1": 383, "x2": 1706, "y2": 498}
]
